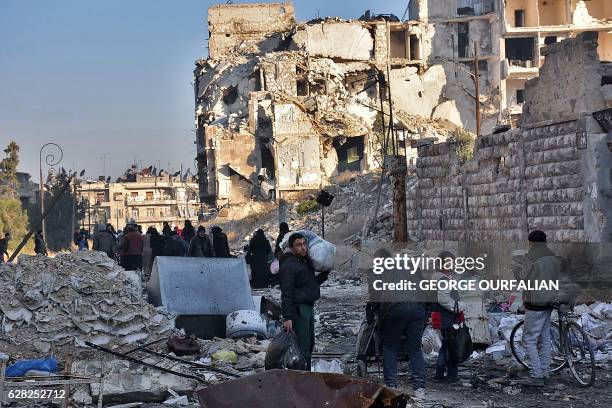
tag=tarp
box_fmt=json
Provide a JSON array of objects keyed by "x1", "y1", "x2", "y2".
[{"x1": 146, "y1": 257, "x2": 255, "y2": 315}]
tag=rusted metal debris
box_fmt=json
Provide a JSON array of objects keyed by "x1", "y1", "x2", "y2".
[{"x1": 197, "y1": 369, "x2": 408, "y2": 408}]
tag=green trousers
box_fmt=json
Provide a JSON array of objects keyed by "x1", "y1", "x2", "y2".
[{"x1": 293, "y1": 303, "x2": 315, "y2": 371}]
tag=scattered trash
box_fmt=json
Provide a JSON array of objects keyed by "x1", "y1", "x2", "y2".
[
  {"x1": 211, "y1": 350, "x2": 238, "y2": 364},
  {"x1": 265, "y1": 330, "x2": 307, "y2": 370},
  {"x1": 5, "y1": 357, "x2": 58, "y2": 377},
  {"x1": 226, "y1": 309, "x2": 268, "y2": 339},
  {"x1": 311, "y1": 358, "x2": 344, "y2": 374}
]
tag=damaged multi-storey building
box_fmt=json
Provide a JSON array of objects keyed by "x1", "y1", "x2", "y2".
[
  {"x1": 193, "y1": 1, "x2": 611, "y2": 207},
  {"x1": 408, "y1": 0, "x2": 611, "y2": 126},
  {"x1": 194, "y1": 3, "x2": 460, "y2": 207}
]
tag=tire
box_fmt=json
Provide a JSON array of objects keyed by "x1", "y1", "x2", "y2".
[
  {"x1": 509, "y1": 320, "x2": 566, "y2": 373},
  {"x1": 564, "y1": 322, "x2": 596, "y2": 387}
]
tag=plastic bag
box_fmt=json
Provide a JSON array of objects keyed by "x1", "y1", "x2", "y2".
[
  {"x1": 270, "y1": 258, "x2": 280, "y2": 275},
  {"x1": 279, "y1": 230, "x2": 336, "y2": 272},
  {"x1": 447, "y1": 323, "x2": 474, "y2": 363},
  {"x1": 264, "y1": 330, "x2": 306, "y2": 370},
  {"x1": 5, "y1": 357, "x2": 58, "y2": 377}
]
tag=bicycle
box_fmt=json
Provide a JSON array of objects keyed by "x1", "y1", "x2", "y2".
[{"x1": 509, "y1": 302, "x2": 596, "y2": 387}]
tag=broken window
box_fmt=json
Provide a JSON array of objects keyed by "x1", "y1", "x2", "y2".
[
  {"x1": 516, "y1": 89, "x2": 525, "y2": 104},
  {"x1": 390, "y1": 29, "x2": 407, "y2": 59},
  {"x1": 505, "y1": 37, "x2": 535, "y2": 67},
  {"x1": 309, "y1": 79, "x2": 326, "y2": 95},
  {"x1": 544, "y1": 36, "x2": 557, "y2": 45},
  {"x1": 222, "y1": 85, "x2": 238, "y2": 105},
  {"x1": 334, "y1": 136, "x2": 364, "y2": 173},
  {"x1": 457, "y1": 23, "x2": 469, "y2": 58},
  {"x1": 409, "y1": 34, "x2": 420, "y2": 60},
  {"x1": 260, "y1": 144, "x2": 275, "y2": 179},
  {"x1": 514, "y1": 10, "x2": 525, "y2": 27}
]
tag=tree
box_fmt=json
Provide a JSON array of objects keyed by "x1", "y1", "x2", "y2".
[
  {"x1": 0, "y1": 141, "x2": 33, "y2": 254},
  {"x1": 0, "y1": 141, "x2": 20, "y2": 198}
]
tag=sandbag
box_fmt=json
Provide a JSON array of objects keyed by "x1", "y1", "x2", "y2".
[
  {"x1": 279, "y1": 230, "x2": 336, "y2": 272},
  {"x1": 264, "y1": 330, "x2": 306, "y2": 370}
]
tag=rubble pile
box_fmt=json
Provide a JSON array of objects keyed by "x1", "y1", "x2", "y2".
[{"x1": 0, "y1": 252, "x2": 176, "y2": 359}]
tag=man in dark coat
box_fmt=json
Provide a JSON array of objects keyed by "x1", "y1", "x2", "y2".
[
  {"x1": 280, "y1": 233, "x2": 330, "y2": 370},
  {"x1": 210, "y1": 226, "x2": 231, "y2": 257},
  {"x1": 34, "y1": 231, "x2": 48, "y2": 256},
  {"x1": 187, "y1": 226, "x2": 213, "y2": 257}
]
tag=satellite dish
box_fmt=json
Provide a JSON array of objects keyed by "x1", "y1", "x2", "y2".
[{"x1": 79, "y1": 169, "x2": 86, "y2": 177}]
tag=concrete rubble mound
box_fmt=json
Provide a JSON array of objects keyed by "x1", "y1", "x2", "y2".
[{"x1": 0, "y1": 252, "x2": 176, "y2": 359}]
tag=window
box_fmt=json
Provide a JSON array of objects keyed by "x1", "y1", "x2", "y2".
[
  {"x1": 514, "y1": 10, "x2": 525, "y2": 27},
  {"x1": 409, "y1": 34, "x2": 420, "y2": 60},
  {"x1": 130, "y1": 192, "x2": 138, "y2": 198},
  {"x1": 113, "y1": 192, "x2": 123, "y2": 201},
  {"x1": 96, "y1": 192, "x2": 105, "y2": 203},
  {"x1": 457, "y1": 23, "x2": 469, "y2": 58},
  {"x1": 516, "y1": 89, "x2": 525, "y2": 104},
  {"x1": 544, "y1": 36, "x2": 557, "y2": 45},
  {"x1": 390, "y1": 29, "x2": 407, "y2": 59},
  {"x1": 131, "y1": 208, "x2": 139, "y2": 218},
  {"x1": 296, "y1": 66, "x2": 308, "y2": 96},
  {"x1": 147, "y1": 209, "x2": 154, "y2": 217},
  {"x1": 146, "y1": 191, "x2": 153, "y2": 200}
]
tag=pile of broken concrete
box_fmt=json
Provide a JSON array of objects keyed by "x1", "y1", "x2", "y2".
[{"x1": 0, "y1": 251, "x2": 176, "y2": 359}]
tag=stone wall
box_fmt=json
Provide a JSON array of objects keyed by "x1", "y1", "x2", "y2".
[
  {"x1": 520, "y1": 32, "x2": 606, "y2": 127},
  {"x1": 408, "y1": 119, "x2": 593, "y2": 243}
]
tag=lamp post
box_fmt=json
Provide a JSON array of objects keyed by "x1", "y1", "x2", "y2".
[{"x1": 39, "y1": 143, "x2": 63, "y2": 240}]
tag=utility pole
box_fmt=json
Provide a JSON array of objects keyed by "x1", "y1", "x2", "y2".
[{"x1": 474, "y1": 41, "x2": 481, "y2": 138}]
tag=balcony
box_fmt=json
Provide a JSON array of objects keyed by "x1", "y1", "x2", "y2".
[{"x1": 127, "y1": 198, "x2": 177, "y2": 206}]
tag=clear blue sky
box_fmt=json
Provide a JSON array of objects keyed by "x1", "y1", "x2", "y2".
[{"x1": 0, "y1": 0, "x2": 406, "y2": 180}]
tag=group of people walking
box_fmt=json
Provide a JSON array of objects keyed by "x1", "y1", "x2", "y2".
[{"x1": 68, "y1": 220, "x2": 230, "y2": 274}]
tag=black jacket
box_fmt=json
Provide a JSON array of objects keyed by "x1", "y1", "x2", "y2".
[
  {"x1": 211, "y1": 231, "x2": 231, "y2": 257},
  {"x1": 280, "y1": 254, "x2": 329, "y2": 319}
]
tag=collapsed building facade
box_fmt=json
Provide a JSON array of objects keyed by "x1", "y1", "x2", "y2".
[{"x1": 193, "y1": 3, "x2": 466, "y2": 207}]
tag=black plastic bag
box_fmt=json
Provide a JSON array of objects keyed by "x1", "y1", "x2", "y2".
[
  {"x1": 447, "y1": 323, "x2": 474, "y2": 363},
  {"x1": 264, "y1": 330, "x2": 307, "y2": 370}
]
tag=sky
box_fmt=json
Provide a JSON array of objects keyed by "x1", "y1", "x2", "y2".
[{"x1": 0, "y1": 0, "x2": 406, "y2": 180}]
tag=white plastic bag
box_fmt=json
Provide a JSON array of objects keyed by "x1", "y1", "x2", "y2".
[
  {"x1": 270, "y1": 258, "x2": 280, "y2": 275},
  {"x1": 279, "y1": 230, "x2": 336, "y2": 272}
]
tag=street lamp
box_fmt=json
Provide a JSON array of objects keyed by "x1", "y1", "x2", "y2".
[{"x1": 39, "y1": 143, "x2": 63, "y2": 240}]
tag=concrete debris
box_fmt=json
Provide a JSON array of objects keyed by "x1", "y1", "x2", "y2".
[{"x1": 0, "y1": 251, "x2": 176, "y2": 359}]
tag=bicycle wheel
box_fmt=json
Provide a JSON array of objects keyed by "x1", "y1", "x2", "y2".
[
  {"x1": 564, "y1": 322, "x2": 596, "y2": 387},
  {"x1": 509, "y1": 320, "x2": 566, "y2": 373}
]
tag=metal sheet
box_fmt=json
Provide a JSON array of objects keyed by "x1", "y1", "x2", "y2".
[
  {"x1": 146, "y1": 257, "x2": 255, "y2": 315},
  {"x1": 197, "y1": 369, "x2": 408, "y2": 408}
]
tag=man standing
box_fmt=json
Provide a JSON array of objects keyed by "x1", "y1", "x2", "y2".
[
  {"x1": 210, "y1": 226, "x2": 231, "y2": 258},
  {"x1": 280, "y1": 233, "x2": 330, "y2": 370},
  {"x1": 0, "y1": 231, "x2": 11, "y2": 262},
  {"x1": 34, "y1": 231, "x2": 48, "y2": 256},
  {"x1": 514, "y1": 230, "x2": 562, "y2": 387}
]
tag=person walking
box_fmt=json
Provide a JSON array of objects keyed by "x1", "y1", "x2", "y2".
[
  {"x1": 187, "y1": 226, "x2": 213, "y2": 257},
  {"x1": 92, "y1": 224, "x2": 116, "y2": 260},
  {"x1": 163, "y1": 230, "x2": 187, "y2": 257},
  {"x1": 34, "y1": 231, "x2": 48, "y2": 256},
  {"x1": 373, "y1": 248, "x2": 427, "y2": 398},
  {"x1": 182, "y1": 220, "x2": 195, "y2": 244},
  {"x1": 432, "y1": 251, "x2": 465, "y2": 385},
  {"x1": 246, "y1": 229, "x2": 272, "y2": 288},
  {"x1": 275, "y1": 222, "x2": 290, "y2": 257},
  {"x1": 280, "y1": 233, "x2": 330, "y2": 370},
  {"x1": 210, "y1": 226, "x2": 231, "y2": 258},
  {"x1": 142, "y1": 227, "x2": 154, "y2": 275},
  {"x1": 119, "y1": 225, "x2": 144, "y2": 270},
  {"x1": 514, "y1": 230, "x2": 562, "y2": 387},
  {"x1": 0, "y1": 231, "x2": 10, "y2": 262}
]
